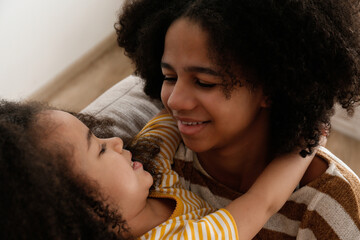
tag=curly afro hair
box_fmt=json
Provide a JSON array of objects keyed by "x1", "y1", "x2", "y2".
[
  {"x1": 116, "y1": 0, "x2": 360, "y2": 155},
  {"x1": 0, "y1": 100, "x2": 132, "y2": 239}
]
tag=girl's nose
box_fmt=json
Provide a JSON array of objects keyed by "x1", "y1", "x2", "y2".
[
  {"x1": 166, "y1": 79, "x2": 196, "y2": 111},
  {"x1": 108, "y1": 137, "x2": 124, "y2": 153}
]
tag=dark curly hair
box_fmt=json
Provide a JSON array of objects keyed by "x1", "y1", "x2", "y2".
[
  {"x1": 116, "y1": 0, "x2": 360, "y2": 155},
  {"x1": 0, "y1": 100, "x2": 134, "y2": 239}
]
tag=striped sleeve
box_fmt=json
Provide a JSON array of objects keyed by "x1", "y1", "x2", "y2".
[
  {"x1": 292, "y1": 174, "x2": 360, "y2": 239},
  {"x1": 134, "y1": 114, "x2": 181, "y2": 166},
  {"x1": 293, "y1": 150, "x2": 360, "y2": 239},
  {"x1": 260, "y1": 163, "x2": 360, "y2": 239},
  {"x1": 139, "y1": 209, "x2": 239, "y2": 240}
]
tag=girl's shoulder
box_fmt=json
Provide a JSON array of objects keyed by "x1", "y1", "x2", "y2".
[
  {"x1": 288, "y1": 147, "x2": 360, "y2": 237},
  {"x1": 316, "y1": 146, "x2": 360, "y2": 187},
  {"x1": 270, "y1": 147, "x2": 360, "y2": 239},
  {"x1": 298, "y1": 147, "x2": 360, "y2": 202},
  {"x1": 299, "y1": 147, "x2": 359, "y2": 191}
]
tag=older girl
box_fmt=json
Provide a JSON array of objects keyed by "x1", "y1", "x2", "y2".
[{"x1": 114, "y1": 0, "x2": 360, "y2": 238}]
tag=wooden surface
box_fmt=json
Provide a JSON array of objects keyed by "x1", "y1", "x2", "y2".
[{"x1": 29, "y1": 35, "x2": 134, "y2": 112}]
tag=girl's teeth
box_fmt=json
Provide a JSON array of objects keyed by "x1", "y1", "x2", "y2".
[{"x1": 181, "y1": 121, "x2": 203, "y2": 126}]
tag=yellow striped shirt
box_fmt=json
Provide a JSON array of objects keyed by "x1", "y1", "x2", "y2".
[{"x1": 134, "y1": 114, "x2": 239, "y2": 240}]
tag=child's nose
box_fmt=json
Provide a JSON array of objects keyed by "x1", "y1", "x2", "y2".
[{"x1": 108, "y1": 137, "x2": 124, "y2": 153}]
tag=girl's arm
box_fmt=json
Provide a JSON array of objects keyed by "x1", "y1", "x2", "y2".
[{"x1": 225, "y1": 150, "x2": 315, "y2": 240}]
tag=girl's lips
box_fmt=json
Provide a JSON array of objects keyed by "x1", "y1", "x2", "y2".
[
  {"x1": 132, "y1": 161, "x2": 143, "y2": 170},
  {"x1": 177, "y1": 120, "x2": 209, "y2": 136}
]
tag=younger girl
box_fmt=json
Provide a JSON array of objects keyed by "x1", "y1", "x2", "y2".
[{"x1": 0, "y1": 100, "x2": 316, "y2": 239}]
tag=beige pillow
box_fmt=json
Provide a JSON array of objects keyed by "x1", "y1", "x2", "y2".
[{"x1": 81, "y1": 75, "x2": 163, "y2": 143}]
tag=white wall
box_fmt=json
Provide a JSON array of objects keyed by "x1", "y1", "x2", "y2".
[
  {"x1": 1, "y1": 0, "x2": 359, "y2": 139},
  {"x1": 0, "y1": 0, "x2": 124, "y2": 100}
]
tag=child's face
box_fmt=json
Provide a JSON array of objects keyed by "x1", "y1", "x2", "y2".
[{"x1": 44, "y1": 110, "x2": 153, "y2": 221}]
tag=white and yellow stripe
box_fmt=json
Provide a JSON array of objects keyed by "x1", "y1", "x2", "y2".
[{"x1": 135, "y1": 114, "x2": 239, "y2": 239}]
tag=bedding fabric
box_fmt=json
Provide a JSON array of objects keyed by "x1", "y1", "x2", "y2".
[{"x1": 81, "y1": 75, "x2": 163, "y2": 144}]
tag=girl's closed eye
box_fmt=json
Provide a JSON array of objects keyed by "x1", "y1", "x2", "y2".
[
  {"x1": 195, "y1": 78, "x2": 217, "y2": 88},
  {"x1": 163, "y1": 75, "x2": 177, "y2": 82},
  {"x1": 99, "y1": 143, "x2": 107, "y2": 155}
]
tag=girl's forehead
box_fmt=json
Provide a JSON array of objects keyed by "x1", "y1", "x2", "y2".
[
  {"x1": 44, "y1": 110, "x2": 80, "y2": 127},
  {"x1": 164, "y1": 19, "x2": 217, "y2": 66},
  {"x1": 166, "y1": 18, "x2": 242, "y2": 75},
  {"x1": 38, "y1": 110, "x2": 85, "y2": 141},
  {"x1": 43, "y1": 111, "x2": 88, "y2": 157}
]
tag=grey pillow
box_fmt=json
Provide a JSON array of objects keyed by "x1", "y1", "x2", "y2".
[{"x1": 81, "y1": 75, "x2": 163, "y2": 143}]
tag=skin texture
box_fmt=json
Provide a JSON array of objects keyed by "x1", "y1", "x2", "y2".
[
  {"x1": 161, "y1": 19, "x2": 269, "y2": 153},
  {"x1": 161, "y1": 18, "x2": 272, "y2": 191}
]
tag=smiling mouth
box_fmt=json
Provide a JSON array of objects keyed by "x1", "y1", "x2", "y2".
[
  {"x1": 177, "y1": 120, "x2": 210, "y2": 136},
  {"x1": 180, "y1": 120, "x2": 210, "y2": 126}
]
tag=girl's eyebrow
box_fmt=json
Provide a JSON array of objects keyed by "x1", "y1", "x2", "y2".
[
  {"x1": 161, "y1": 62, "x2": 175, "y2": 71},
  {"x1": 161, "y1": 62, "x2": 221, "y2": 76},
  {"x1": 87, "y1": 129, "x2": 93, "y2": 150}
]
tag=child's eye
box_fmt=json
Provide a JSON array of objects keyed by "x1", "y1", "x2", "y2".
[
  {"x1": 195, "y1": 79, "x2": 217, "y2": 88},
  {"x1": 99, "y1": 143, "x2": 107, "y2": 155}
]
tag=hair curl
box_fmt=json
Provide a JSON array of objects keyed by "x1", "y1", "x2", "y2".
[
  {"x1": 116, "y1": 0, "x2": 360, "y2": 155},
  {"x1": 0, "y1": 100, "x2": 132, "y2": 239}
]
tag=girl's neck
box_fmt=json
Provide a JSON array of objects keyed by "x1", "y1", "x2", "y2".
[
  {"x1": 126, "y1": 198, "x2": 175, "y2": 237},
  {"x1": 198, "y1": 148, "x2": 271, "y2": 193},
  {"x1": 197, "y1": 119, "x2": 272, "y2": 193}
]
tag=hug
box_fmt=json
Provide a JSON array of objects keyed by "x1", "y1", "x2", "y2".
[{"x1": 1, "y1": 0, "x2": 360, "y2": 239}]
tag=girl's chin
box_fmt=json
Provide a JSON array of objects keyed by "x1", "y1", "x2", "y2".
[
  {"x1": 145, "y1": 171, "x2": 154, "y2": 186},
  {"x1": 182, "y1": 138, "x2": 210, "y2": 153}
]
